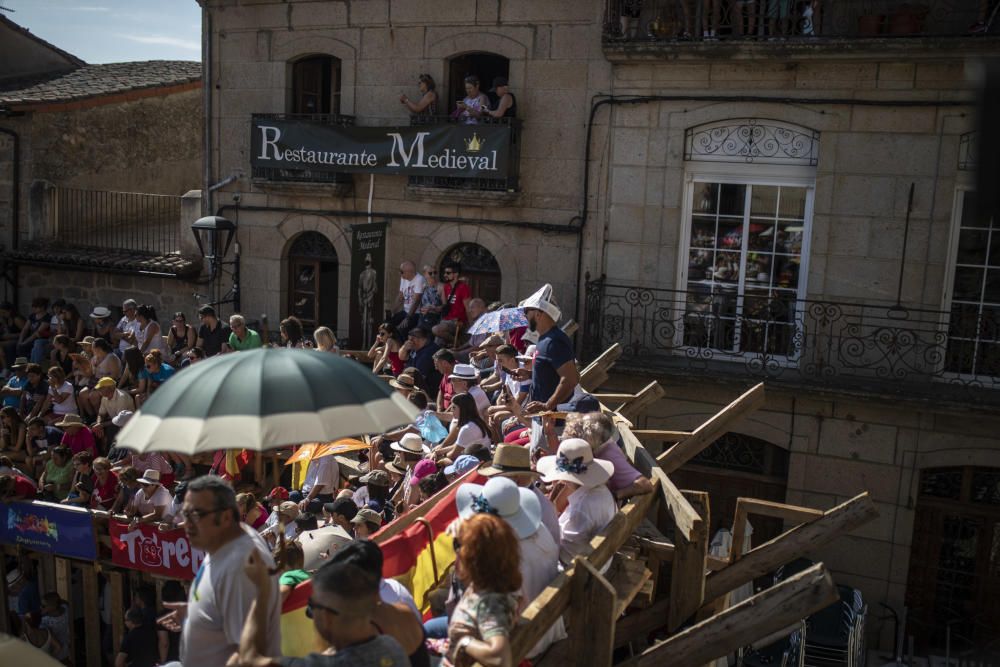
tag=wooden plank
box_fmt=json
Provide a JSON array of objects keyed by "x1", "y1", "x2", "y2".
[
  {"x1": 657, "y1": 383, "x2": 766, "y2": 474},
  {"x1": 567, "y1": 559, "x2": 617, "y2": 666},
  {"x1": 592, "y1": 392, "x2": 641, "y2": 401},
  {"x1": 652, "y1": 466, "x2": 702, "y2": 542},
  {"x1": 703, "y1": 492, "x2": 878, "y2": 605},
  {"x1": 82, "y1": 563, "x2": 102, "y2": 667},
  {"x1": 109, "y1": 570, "x2": 126, "y2": 654},
  {"x1": 54, "y1": 558, "x2": 74, "y2": 661},
  {"x1": 615, "y1": 597, "x2": 670, "y2": 648},
  {"x1": 618, "y1": 381, "x2": 666, "y2": 422},
  {"x1": 607, "y1": 557, "x2": 652, "y2": 617},
  {"x1": 668, "y1": 491, "x2": 709, "y2": 631},
  {"x1": 619, "y1": 563, "x2": 839, "y2": 667},
  {"x1": 635, "y1": 537, "x2": 730, "y2": 571},
  {"x1": 632, "y1": 429, "x2": 694, "y2": 442},
  {"x1": 579, "y1": 343, "x2": 622, "y2": 392},
  {"x1": 507, "y1": 570, "x2": 574, "y2": 664},
  {"x1": 588, "y1": 484, "x2": 658, "y2": 570},
  {"x1": 0, "y1": 549, "x2": 8, "y2": 634},
  {"x1": 730, "y1": 497, "x2": 824, "y2": 563}
]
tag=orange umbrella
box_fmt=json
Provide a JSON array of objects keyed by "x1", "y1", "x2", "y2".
[{"x1": 284, "y1": 438, "x2": 369, "y2": 466}]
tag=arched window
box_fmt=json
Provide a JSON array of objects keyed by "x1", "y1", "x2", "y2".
[
  {"x1": 290, "y1": 55, "x2": 341, "y2": 115},
  {"x1": 287, "y1": 232, "x2": 338, "y2": 333},
  {"x1": 439, "y1": 243, "x2": 502, "y2": 305},
  {"x1": 447, "y1": 52, "x2": 510, "y2": 115}
]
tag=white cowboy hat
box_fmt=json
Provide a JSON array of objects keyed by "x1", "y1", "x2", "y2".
[
  {"x1": 516, "y1": 344, "x2": 537, "y2": 363},
  {"x1": 449, "y1": 363, "x2": 479, "y2": 382},
  {"x1": 536, "y1": 438, "x2": 613, "y2": 488},
  {"x1": 137, "y1": 469, "x2": 161, "y2": 486},
  {"x1": 519, "y1": 284, "x2": 561, "y2": 322},
  {"x1": 390, "y1": 432, "x2": 427, "y2": 455},
  {"x1": 456, "y1": 476, "x2": 541, "y2": 540}
]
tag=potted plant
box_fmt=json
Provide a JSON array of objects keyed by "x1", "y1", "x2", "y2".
[{"x1": 621, "y1": 0, "x2": 643, "y2": 38}]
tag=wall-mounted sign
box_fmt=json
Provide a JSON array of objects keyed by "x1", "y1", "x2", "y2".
[
  {"x1": 0, "y1": 501, "x2": 97, "y2": 560},
  {"x1": 348, "y1": 221, "x2": 388, "y2": 350},
  {"x1": 109, "y1": 521, "x2": 205, "y2": 580},
  {"x1": 251, "y1": 118, "x2": 514, "y2": 178}
]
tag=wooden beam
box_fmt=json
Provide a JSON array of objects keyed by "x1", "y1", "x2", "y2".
[
  {"x1": 587, "y1": 484, "x2": 657, "y2": 571},
  {"x1": 632, "y1": 429, "x2": 694, "y2": 442},
  {"x1": 566, "y1": 559, "x2": 617, "y2": 666},
  {"x1": 592, "y1": 392, "x2": 642, "y2": 402},
  {"x1": 704, "y1": 492, "x2": 878, "y2": 605},
  {"x1": 109, "y1": 570, "x2": 126, "y2": 654},
  {"x1": 614, "y1": 597, "x2": 670, "y2": 648},
  {"x1": 82, "y1": 563, "x2": 102, "y2": 667},
  {"x1": 0, "y1": 549, "x2": 8, "y2": 634},
  {"x1": 652, "y1": 466, "x2": 702, "y2": 542},
  {"x1": 618, "y1": 381, "x2": 666, "y2": 422},
  {"x1": 730, "y1": 497, "x2": 824, "y2": 563},
  {"x1": 657, "y1": 383, "x2": 766, "y2": 474},
  {"x1": 668, "y1": 491, "x2": 709, "y2": 631},
  {"x1": 619, "y1": 563, "x2": 839, "y2": 667},
  {"x1": 54, "y1": 558, "x2": 74, "y2": 660},
  {"x1": 636, "y1": 537, "x2": 729, "y2": 571},
  {"x1": 579, "y1": 343, "x2": 622, "y2": 393},
  {"x1": 507, "y1": 570, "x2": 574, "y2": 664},
  {"x1": 608, "y1": 558, "x2": 652, "y2": 617}
]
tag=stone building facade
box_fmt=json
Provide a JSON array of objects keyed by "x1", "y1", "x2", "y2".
[{"x1": 191, "y1": 0, "x2": 1000, "y2": 653}]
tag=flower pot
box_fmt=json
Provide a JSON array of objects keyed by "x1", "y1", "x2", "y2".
[{"x1": 857, "y1": 13, "x2": 885, "y2": 35}]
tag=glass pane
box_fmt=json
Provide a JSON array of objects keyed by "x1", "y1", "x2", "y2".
[
  {"x1": 749, "y1": 186, "x2": 778, "y2": 217},
  {"x1": 694, "y1": 183, "x2": 719, "y2": 214},
  {"x1": 985, "y1": 269, "x2": 1000, "y2": 303},
  {"x1": 920, "y1": 469, "x2": 963, "y2": 499},
  {"x1": 773, "y1": 256, "x2": 800, "y2": 289},
  {"x1": 748, "y1": 221, "x2": 776, "y2": 251},
  {"x1": 977, "y1": 342, "x2": 1000, "y2": 377},
  {"x1": 746, "y1": 253, "x2": 773, "y2": 285},
  {"x1": 945, "y1": 339, "x2": 976, "y2": 374},
  {"x1": 953, "y1": 267, "x2": 984, "y2": 301},
  {"x1": 949, "y1": 303, "x2": 981, "y2": 340},
  {"x1": 956, "y1": 229, "x2": 989, "y2": 266},
  {"x1": 712, "y1": 252, "x2": 741, "y2": 283},
  {"x1": 981, "y1": 306, "x2": 1000, "y2": 342},
  {"x1": 717, "y1": 220, "x2": 743, "y2": 250},
  {"x1": 691, "y1": 217, "x2": 716, "y2": 248},
  {"x1": 743, "y1": 288, "x2": 773, "y2": 320},
  {"x1": 971, "y1": 469, "x2": 1000, "y2": 505},
  {"x1": 779, "y1": 187, "x2": 807, "y2": 219},
  {"x1": 990, "y1": 231, "x2": 1000, "y2": 267},
  {"x1": 961, "y1": 191, "x2": 988, "y2": 228},
  {"x1": 688, "y1": 250, "x2": 714, "y2": 281},
  {"x1": 776, "y1": 222, "x2": 804, "y2": 255},
  {"x1": 718, "y1": 184, "x2": 746, "y2": 216}
]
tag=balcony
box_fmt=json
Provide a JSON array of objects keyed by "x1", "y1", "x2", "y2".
[
  {"x1": 406, "y1": 115, "x2": 522, "y2": 194},
  {"x1": 603, "y1": 0, "x2": 996, "y2": 54},
  {"x1": 583, "y1": 278, "x2": 1000, "y2": 407},
  {"x1": 250, "y1": 113, "x2": 355, "y2": 186}
]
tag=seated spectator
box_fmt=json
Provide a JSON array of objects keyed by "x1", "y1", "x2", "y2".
[
  {"x1": 49, "y1": 335, "x2": 77, "y2": 379},
  {"x1": 279, "y1": 316, "x2": 307, "y2": 349},
  {"x1": 114, "y1": 299, "x2": 140, "y2": 355},
  {"x1": 78, "y1": 338, "x2": 121, "y2": 414},
  {"x1": 388, "y1": 372, "x2": 416, "y2": 399},
  {"x1": 55, "y1": 304, "x2": 83, "y2": 345},
  {"x1": 486, "y1": 345, "x2": 530, "y2": 435},
  {"x1": 418, "y1": 265, "x2": 445, "y2": 330},
  {"x1": 166, "y1": 312, "x2": 196, "y2": 360},
  {"x1": 134, "y1": 305, "x2": 169, "y2": 359},
  {"x1": 299, "y1": 449, "x2": 340, "y2": 508},
  {"x1": 126, "y1": 470, "x2": 173, "y2": 525},
  {"x1": 485, "y1": 77, "x2": 517, "y2": 118},
  {"x1": 398, "y1": 327, "x2": 440, "y2": 396},
  {"x1": 536, "y1": 438, "x2": 616, "y2": 570},
  {"x1": 117, "y1": 607, "x2": 158, "y2": 667},
  {"x1": 235, "y1": 550, "x2": 408, "y2": 667},
  {"x1": 0, "y1": 470, "x2": 37, "y2": 502},
  {"x1": 400, "y1": 73, "x2": 439, "y2": 115},
  {"x1": 39, "y1": 367, "x2": 77, "y2": 426},
  {"x1": 434, "y1": 393, "x2": 491, "y2": 462},
  {"x1": 0, "y1": 406, "x2": 27, "y2": 463},
  {"x1": 262, "y1": 500, "x2": 300, "y2": 546},
  {"x1": 564, "y1": 412, "x2": 653, "y2": 502},
  {"x1": 20, "y1": 610, "x2": 62, "y2": 661},
  {"x1": 480, "y1": 444, "x2": 560, "y2": 545},
  {"x1": 110, "y1": 466, "x2": 141, "y2": 515},
  {"x1": 54, "y1": 414, "x2": 96, "y2": 457},
  {"x1": 90, "y1": 377, "x2": 134, "y2": 446},
  {"x1": 277, "y1": 541, "x2": 310, "y2": 604},
  {"x1": 455, "y1": 75, "x2": 490, "y2": 124},
  {"x1": 409, "y1": 458, "x2": 438, "y2": 495},
  {"x1": 440, "y1": 262, "x2": 472, "y2": 326},
  {"x1": 38, "y1": 446, "x2": 73, "y2": 501},
  {"x1": 443, "y1": 454, "x2": 480, "y2": 481},
  {"x1": 1, "y1": 357, "x2": 29, "y2": 411},
  {"x1": 89, "y1": 306, "x2": 116, "y2": 343},
  {"x1": 196, "y1": 306, "x2": 231, "y2": 356},
  {"x1": 27, "y1": 417, "x2": 62, "y2": 461},
  {"x1": 228, "y1": 314, "x2": 263, "y2": 351},
  {"x1": 351, "y1": 507, "x2": 384, "y2": 539},
  {"x1": 370, "y1": 322, "x2": 404, "y2": 376},
  {"x1": 60, "y1": 451, "x2": 94, "y2": 505},
  {"x1": 17, "y1": 298, "x2": 51, "y2": 364},
  {"x1": 117, "y1": 449, "x2": 173, "y2": 486},
  {"x1": 312, "y1": 326, "x2": 339, "y2": 354},
  {"x1": 21, "y1": 364, "x2": 48, "y2": 420},
  {"x1": 445, "y1": 512, "x2": 521, "y2": 666},
  {"x1": 39, "y1": 592, "x2": 70, "y2": 663},
  {"x1": 449, "y1": 364, "x2": 490, "y2": 417},
  {"x1": 135, "y1": 350, "x2": 174, "y2": 407},
  {"x1": 353, "y1": 468, "x2": 390, "y2": 513},
  {"x1": 472, "y1": 334, "x2": 504, "y2": 381},
  {"x1": 237, "y1": 492, "x2": 269, "y2": 530},
  {"x1": 294, "y1": 512, "x2": 319, "y2": 535},
  {"x1": 392, "y1": 261, "x2": 426, "y2": 332},
  {"x1": 519, "y1": 284, "x2": 580, "y2": 413},
  {"x1": 0, "y1": 302, "x2": 26, "y2": 372},
  {"x1": 90, "y1": 456, "x2": 119, "y2": 510},
  {"x1": 433, "y1": 349, "x2": 457, "y2": 411},
  {"x1": 184, "y1": 346, "x2": 206, "y2": 365},
  {"x1": 322, "y1": 496, "x2": 358, "y2": 533}
]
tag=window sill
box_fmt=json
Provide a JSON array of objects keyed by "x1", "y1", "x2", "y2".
[
  {"x1": 250, "y1": 178, "x2": 353, "y2": 197},
  {"x1": 405, "y1": 185, "x2": 521, "y2": 205}
]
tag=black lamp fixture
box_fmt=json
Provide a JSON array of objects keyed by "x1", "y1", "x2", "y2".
[{"x1": 191, "y1": 214, "x2": 241, "y2": 312}]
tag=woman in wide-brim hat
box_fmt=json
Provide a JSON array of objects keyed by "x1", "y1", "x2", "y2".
[
  {"x1": 388, "y1": 373, "x2": 416, "y2": 395},
  {"x1": 456, "y1": 476, "x2": 542, "y2": 540}
]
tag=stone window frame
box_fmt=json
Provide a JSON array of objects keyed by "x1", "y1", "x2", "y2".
[{"x1": 674, "y1": 160, "x2": 817, "y2": 365}]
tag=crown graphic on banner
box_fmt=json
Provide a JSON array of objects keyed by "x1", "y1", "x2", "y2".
[{"x1": 464, "y1": 133, "x2": 483, "y2": 152}]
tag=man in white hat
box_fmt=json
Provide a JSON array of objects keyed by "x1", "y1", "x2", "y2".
[
  {"x1": 127, "y1": 469, "x2": 174, "y2": 525},
  {"x1": 449, "y1": 363, "x2": 490, "y2": 417},
  {"x1": 388, "y1": 433, "x2": 426, "y2": 511},
  {"x1": 536, "y1": 438, "x2": 616, "y2": 571},
  {"x1": 518, "y1": 285, "x2": 579, "y2": 412},
  {"x1": 455, "y1": 476, "x2": 566, "y2": 659}
]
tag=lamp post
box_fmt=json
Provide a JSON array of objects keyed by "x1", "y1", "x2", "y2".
[{"x1": 191, "y1": 215, "x2": 241, "y2": 313}]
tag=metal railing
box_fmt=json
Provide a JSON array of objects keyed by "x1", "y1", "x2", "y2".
[
  {"x1": 52, "y1": 186, "x2": 181, "y2": 256},
  {"x1": 583, "y1": 278, "x2": 1000, "y2": 406},
  {"x1": 250, "y1": 113, "x2": 355, "y2": 185},
  {"x1": 407, "y1": 115, "x2": 522, "y2": 193},
  {"x1": 604, "y1": 0, "x2": 993, "y2": 42}
]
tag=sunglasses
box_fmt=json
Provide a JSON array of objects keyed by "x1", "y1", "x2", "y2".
[
  {"x1": 427, "y1": 270, "x2": 436, "y2": 276},
  {"x1": 453, "y1": 537, "x2": 462, "y2": 551},
  {"x1": 305, "y1": 598, "x2": 340, "y2": 619}
]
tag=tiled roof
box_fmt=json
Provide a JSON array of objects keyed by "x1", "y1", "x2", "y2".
[
  {"x1": 4, "y1": 243, "x2": 201, "y2": 279},
  {"x1": 0, "y1": 60, "x2": 201, "y2": 107}
]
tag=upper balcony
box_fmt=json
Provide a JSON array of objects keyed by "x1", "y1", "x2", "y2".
[
  {"x1": 603, "y1": 0, "x2": 999, "y2": 59},
  {"x1": 583, "y1": 278, "x2": 1000, "y2": 408}
]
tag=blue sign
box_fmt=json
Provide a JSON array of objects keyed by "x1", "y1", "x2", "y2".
[{"x1": 0, "y1": 501, "x2": 97, "y2": 560}]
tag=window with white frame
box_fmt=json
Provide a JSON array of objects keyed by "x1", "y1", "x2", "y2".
[
  {"x1": 682, "y1": 180, "x2": 812, "y2": 357},
  {"x1": 944, "y1": 190, "x2": 1000, "y2": 377}
]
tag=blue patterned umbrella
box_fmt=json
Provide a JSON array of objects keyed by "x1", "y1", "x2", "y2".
[{"x1": 466, "y1": 307, "x2": 529, "y2": 335}]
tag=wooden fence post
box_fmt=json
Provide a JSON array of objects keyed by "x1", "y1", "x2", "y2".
[
  {"x1": 668, "y1": 491, "x2": 709, "y2": 631},
  {"x1": 82, "y1": 563, "x2": 101, "y2": 667},
  {"x1": 54, "y1": 558, "x2": 75, "y2": 661},
  {"x1": 567, "y1": 559, "x2": 618, "y2": 666},
  {"x1": 109, "y1": 569, "x2": 126, "y2": 656}
]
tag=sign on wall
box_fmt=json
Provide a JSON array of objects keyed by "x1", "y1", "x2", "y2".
[
  {"x1": 109, "y1": 521, "x2": 205, "y2": 580},
  {"x1": 251, "y1": 119, "x2": 513, "y2": 178},
  {"x1": 348, "y1": 221, "x2": 388, "y2": 350},
  {"x1": 0, "y1": 501, "x2": 97, "y2": 560}
]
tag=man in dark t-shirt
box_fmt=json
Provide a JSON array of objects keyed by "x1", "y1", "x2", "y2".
[
  {"x1": 196, "y1": 305, "x2": 232, "y2": 356},
  {"x1": 518, "y1": 284, "x2": 580, "y2": 412},
  {"x1": 118, "y1": 607, "x2": 159, "y2": 667},
  {"x1": 529, "y1": 326, "x2": 575, "y2": 405}
]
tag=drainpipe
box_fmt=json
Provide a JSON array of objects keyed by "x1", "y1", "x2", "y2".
[
  {"x1": 0, "y1": 125, "x2": 20, "y2": 310},
  {"x1": 202, "y1": 5, "x2": 213, "y2": 216}
]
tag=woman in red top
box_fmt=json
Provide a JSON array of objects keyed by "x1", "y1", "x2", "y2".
[
  {"x1": 370, "y1": 322, "x2": 403, "y2": 375},
  {"x1": 0, "y1": 471, "x2": 37, "y2": 501},
  {"x1": 441, "y1": 262, "x2": 472, "y2": 325},
  {"x1": 236, "y1": 492, "x2": 269, "y2": 530},
  {"x1": 90, "y1": 456, "x2": 118, "y2": 510}
]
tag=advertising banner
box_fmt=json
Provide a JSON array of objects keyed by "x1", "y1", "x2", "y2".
[
  {"x1": 109, "y1": 521, "x2": 204, "y2": 580},
  {"x1": 0, "y1": 501, "x2": 96, "y2": 560},
  {"x1": 348, "y1": 221, "x2": 388, "y2": 349},
  {"x1": 251, "y1": 118, "x2": 512, "y2": 178}
]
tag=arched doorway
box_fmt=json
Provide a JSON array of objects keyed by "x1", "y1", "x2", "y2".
[
  {"x1": 669, "y1": 432, "x2": 790, "y2": 546},
  {"x1": 286, "y1": 232, "x2": 338, "y2": 333},
  {"x1": 439, "y1": 243, "x2": 502, "y2": 305},
  {"x1": 447, "y1": 52, "x2": 510, "y2": 112},
  {"x1": 905, "y1": 466, "x2": 1000, "y2": 653}
]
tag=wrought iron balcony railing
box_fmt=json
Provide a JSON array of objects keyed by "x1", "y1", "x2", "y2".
[
  {"x1": 604, "y1": 0, "x2": 994, "y2": 43},
  {"x1": 250, "y1": 113, "x2": 355, "y2": 185},
  {"x1": 407, "y1": 115, "x2": 522, "y2": 193},
  {"x1": 584, "y1": 278, "x2": 1000, "y2": 406},
  {"x1": 53, "y1": 186, "x2": 181, "y2": 256}
]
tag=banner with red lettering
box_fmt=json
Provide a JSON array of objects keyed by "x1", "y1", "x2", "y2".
[{"x1": 109, "y1": 521, "x2": 205, "y2": 579}]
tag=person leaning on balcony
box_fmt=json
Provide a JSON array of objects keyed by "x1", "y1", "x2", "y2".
[
  {"x1": 400, "y1": 73, "x2": 439, "y2": 116},
  {"x1": 455, "y1": 75, "x2": 490, "y2": 124},
  {"x1": 485, "y1": 77, "x2": 517, "y2": 119},
  {"x1": 228, "y1": 314, "x2": 263, "y2": 351}
]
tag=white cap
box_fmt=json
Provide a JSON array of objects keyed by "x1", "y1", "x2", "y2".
[{"x1": 519, "y1": 284, "x2": 561, "y2": 322}]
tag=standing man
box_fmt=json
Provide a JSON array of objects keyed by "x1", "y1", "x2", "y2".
[
  {"x1": 196, "y1": 306, "x2": 232, "y2": 357},
  {"x1": 392, "y1": 261, "x2": 425, "y2": 332},
  {"x1": 114, "y1": 299, "x2": 141, "y2": 356},
  {"x1": 228, "y1": 314, "x2": 263, "y2": 351},
  {"x1": 441, "y1": 262, "x2": 471, "y2": 326},
  {"x1": 519, "y1": 284, "x2": 579, "y2": 412},
  {"x1": 299, "y1": 451, "x2": 340, "y2": 509},
  {"x1": 160, "y1": 475, "x2": 280, "y2": 665},
  {"x1": 358, "y1": 253, "x2": 379, "y2": 349}
]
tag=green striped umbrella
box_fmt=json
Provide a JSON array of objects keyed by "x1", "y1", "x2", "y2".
[{"x1": 116, "y1": 348, "x2": 418, "y2": 455}]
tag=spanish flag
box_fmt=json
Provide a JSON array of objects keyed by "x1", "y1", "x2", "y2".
[{"x1": 279, "y1": 471, "x2": 484, "y2": 657}]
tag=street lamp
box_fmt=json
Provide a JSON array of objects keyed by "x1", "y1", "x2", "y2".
[{"x1": 191, "y1": 214, "x2": 241, "y2": 313}]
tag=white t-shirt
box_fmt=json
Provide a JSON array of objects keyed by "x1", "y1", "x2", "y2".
[
  {"x1": 49, "y1": 381, "x2": 78, "y2": 416},
  {"x1": 399, "y1": 274, "x2": 427, "y2": 313},
  {"x1": 129, "y1": 485, "x2": 174, "y2": 520},
  {"x1": 180, "y1": 525, "x2": 280, "y2": 666},
  {"x1": 469, "y1": 385, "x2": 491, "y2": 415},
  {"x1": 116, "y1": 316, "x2": 141, "y2": 353},
  {"x1": 456, "y1": 422, "x2": 490, "y2": 450},
  {"x1": 380, "y1": 577, "x2": 420, "y2": 619},
  {"x1": 302, "y1": 455, "x2": 340, "y2": 497}
]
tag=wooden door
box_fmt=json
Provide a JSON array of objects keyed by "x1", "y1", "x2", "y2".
[{"x1": 289, "y1": 259, "x2": 320, "y2": 329}]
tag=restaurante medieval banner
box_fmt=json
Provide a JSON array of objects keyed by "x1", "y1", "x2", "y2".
[{"x1": 250, "y1": 117, "x2": 513, "y2": 178}]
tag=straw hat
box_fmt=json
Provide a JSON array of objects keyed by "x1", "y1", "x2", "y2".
[
  {"x1": 388, "y1": 373, "x2": 416, "y2": 391},
  {"x1": 80, "y1": 336, "x2": 95, "y2": 348},
  {"x1": 89, "y1": 306, "x2": 111, "y2": 319},
  {"x1": 456, "y1": 477, "x2": 541, "y2": 540},
  {"x1": 390, "y1": 433, "x2": 426, "y2": 455},
  {"x1": 519, "y1": 284, "x2": 561, "y2": 322},
  {"x1": 479, "y1": 444, "x2": 539, "y2": 478},
  {"x1": 10, "y1": 357, "x2": 28, "y2": 370},
  {"x1": 359, "y1": 469, "x2": 390, "y2": 487},
  {"x1": 478, "y1": 334, "x2": 504, "y2": 349},
  {"x1": 54, "y1": 414, "x2": 86, "y2": 430},
  {"x1": 384, "y1": 457, "x2": 407, "y2": 476},
  {"x1": 137, "y1": 469, "x2": 161, "y2": 486},
  {"x1": 536, "y1": 438, "x2": 613, "y2": 488}
]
